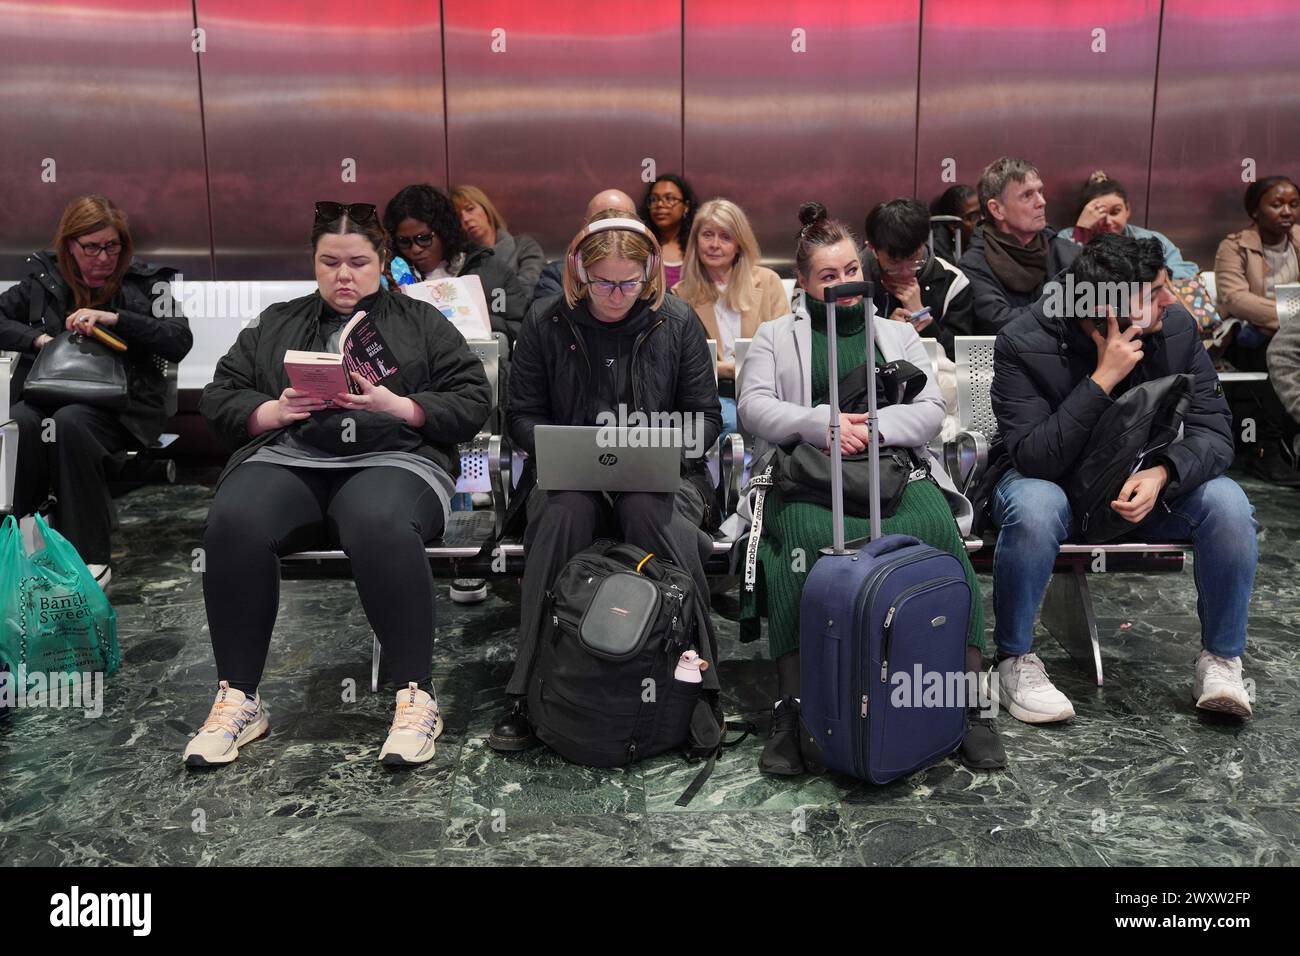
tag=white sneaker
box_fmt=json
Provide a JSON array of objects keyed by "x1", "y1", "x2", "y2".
[
  {"x1": 379, "y1": 682, "x2": 443, "y2": 766},
  {"x1": 994, "y1": 653, "x2": 1076, "y2": 724},
  {"x1": 183, "y1": 681, "x2": 269, "y2": 768},
  {"x1": 87, "y1": 563, "x2": 111, "y2": 591},
  {"x1": 450, "y1": 578, "x2": 488, "y2": 604},
  {"x1": 1193, "y1": 651, "x2": 1253, "y2": 718}
]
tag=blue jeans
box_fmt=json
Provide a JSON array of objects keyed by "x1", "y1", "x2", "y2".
[
  {"x1": 719, "y1": 395, "x2": 737, "y2": 438},
  {"x1": 990, "y1": 469, "x2": 1258, "y2": 658}
]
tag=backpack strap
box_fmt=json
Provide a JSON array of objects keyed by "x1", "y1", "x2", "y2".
[
  {"x1": 674, "y1": 718, "x2": 755, "y2": 807},
  {"x1": 742, "y1": 464, "x2": 774, "y2": 593}
]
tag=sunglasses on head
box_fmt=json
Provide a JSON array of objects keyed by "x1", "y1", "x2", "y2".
[{"x1": 314, "y1": 201, "x2": 378, "y2": 226}]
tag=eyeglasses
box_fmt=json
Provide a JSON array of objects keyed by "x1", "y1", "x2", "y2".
[
  {"x1": 394, "y1": 233, "x2": 436, "y2": 250},
  {"x1": 74, "y1": 238, "x2": 122, "y2": 259},
  {"x1": 647, "y1": 195, "x2": 683, "y2": 208},
  {"x1": 879, "y1": 254, "x2": 927, "y2": 277},
  {"x1": 588, "y1": 277, "x2": 646, "y2": 297},
  {"x1": 314, "y1": 201, "x2": 378, "y2": 225}
]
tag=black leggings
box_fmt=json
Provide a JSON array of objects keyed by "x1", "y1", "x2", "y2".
[
  {"x1": 202, "y1": 463, "x2": 445, "y2": 694},
  {"x1": 10, "y1": 401, "x2": 133, "y2": 564}
]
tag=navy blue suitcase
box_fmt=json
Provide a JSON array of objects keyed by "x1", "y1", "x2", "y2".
[{"x1": 798, "y1": 281, "x2": 970, "y2": 784}]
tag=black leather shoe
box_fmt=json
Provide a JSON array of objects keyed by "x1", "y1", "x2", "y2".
[
  {"x1": 959, "y1": 710, "x2": 1007, "y2": 771},
  {"x1": 1247, "y1": 445, "x2": 1300, "y2": 488},
  {"x1": 487, "y1": 699, "x2": 538, "y2": 753},
  {"x1": 759, "y1": 697, "x2": 804, "y2": 776}
]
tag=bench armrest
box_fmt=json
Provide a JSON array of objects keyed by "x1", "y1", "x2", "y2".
[
  {"x1": 718, "y1": 432, "x2": 745, "y2": 515},
  {"x1": 488, "y1": 433, "x2": 512, "y2": 539},
  {"x1": 943, "y1": 428, "x2": 988, "y2": 496}
]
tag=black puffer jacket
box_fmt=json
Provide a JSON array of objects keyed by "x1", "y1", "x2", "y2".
[
  {"x1": 863, "y1": 251, "x2": 975, "y2": 360},
  {"x1": 959, "y1": 225, "x2": 1080, "y2": 333},
  {"x1": 508, "y1": 293, "x2": 722, "y2": 475},
  {"x1": 0, "y1": 251, "x2": 192, "y2": 447},
  {"x1": 989, "y1": 298, "x2": 1233, "y2": 505},
  {"x1": 200, "y1": 287, "x2": 491, "y2": 488}
]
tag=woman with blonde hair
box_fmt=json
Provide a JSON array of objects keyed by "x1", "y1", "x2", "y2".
[
  {"x1": 488, "y1": 210, "x2": 723, "y2": 752},
  {"x1": 673, "y1": 198, "x2": 788, "y2": 436},
  {"x1": 451, "y1": 184, "x2": 546, "y2": 299},
  {"x1": 0, "y1": 195, "x2": 191, "y2": 587}
]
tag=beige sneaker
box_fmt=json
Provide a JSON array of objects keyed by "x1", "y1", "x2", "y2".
[
  {"x1": 183, "y1": 681, "x2": 269, "y2": 768},
  {"x1": 380, "y1": 682, "x2": 443, "y2": 766},
  {"x1": 1193, "y1": 651, "x2": 1253, "y2": 718}
]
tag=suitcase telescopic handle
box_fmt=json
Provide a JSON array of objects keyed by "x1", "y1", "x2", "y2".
[
  {"x1": 821, "y1": 280, "x2": 879, "y2": 555},
  {"x1": 823, "y1": 281, "x2": 874, "y2": 302}
]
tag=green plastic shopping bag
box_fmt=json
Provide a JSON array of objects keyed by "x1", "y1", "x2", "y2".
[{"x1": 0, "y1": 514, "x2": 119, "y2": 677}]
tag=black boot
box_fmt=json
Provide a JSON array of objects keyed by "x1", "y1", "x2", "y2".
[
  {"x1": 487, "y1": 697, "x2": 538, "y2": 753},
  {"x1": 759, "y1": 697, "x2": 805, "y2": 776},
  {"x1": 1246, "y1": 442, "x2": 1300, "y2": 488},
  {"x1": 959, "y1": 708, "x2": 1007, "y2": 770}
]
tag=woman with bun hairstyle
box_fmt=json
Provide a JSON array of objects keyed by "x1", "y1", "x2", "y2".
[
  {"x1": 1060, "y1": 170, "x2": 1199, "y2": 279},
  {"x1": 672, "y1": 197, "x2": 789, "y2": 436},
  {"x1": 738, "y1": 202, "x2": 1003, "y2": 776}
]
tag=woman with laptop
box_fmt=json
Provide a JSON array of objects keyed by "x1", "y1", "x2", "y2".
[
  {"x1": 488, "y1": 211, "x2": 724, "y2": 753},
  {"x1": 738, "y1": 202, "x2": 1004, "y2": 776},
  {"x1": 190, "y1": 202, "x2": 492, "y2": 769}
]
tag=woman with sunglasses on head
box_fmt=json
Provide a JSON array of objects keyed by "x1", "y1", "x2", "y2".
[
  {"x1": 738, "y1": 202, "x2": 1002, "y2": 776},
  {"x1": 0, "y1": 194, "x2": 192, "y2": 589},
  {"x1": 191, "y1": 202, "x2": 491, "y2": 769},
  {"x1": 487, "y1": 210, "x2": 723, "y2": 753},
  {"x1": 383, "y1": 183, "x2": 528, "y2": 345},
  {"x1": 639, "y1": 174, "x2": 698, "y2": 290}
]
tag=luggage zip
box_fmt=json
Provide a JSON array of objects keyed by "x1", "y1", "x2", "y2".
[
  {"x1": 848, "y1": 549, "x2": 932, "y2": 779},
  {"x1": 880, "y1": 577, "x2": 962, "y2": 682}
]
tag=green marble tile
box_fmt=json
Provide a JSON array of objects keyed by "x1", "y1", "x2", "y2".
[
  {"x1": 843, "y1": 804, "x2": 1075, "y2": 866},
  {"x1": 1052, "y1": 804, "x2": 1290, "y2": 867},
  {"x1": 439, "y1": 813, "x2": 647, "y2": 866},
  {"x1": 643, "y1": 809, "x2": 861, "y2": 866}
]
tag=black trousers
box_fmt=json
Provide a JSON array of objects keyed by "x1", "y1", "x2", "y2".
[
  {"x1": 202, "y1": 462, "x2": 445, "y2": 694},
  {"x1": 10, "y1": 401, "x2": 132, "y2": 565},
  {"x1": 1226, "y1": 339, "x2": 1299, "y2": 447},
  {"x1": 505, "y1": 481, "x2": 720, "y2": 697}
]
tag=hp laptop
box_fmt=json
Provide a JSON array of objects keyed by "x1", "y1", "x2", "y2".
[{"x1": 534, "y1": 425, "x2": 683, "y2": 492}]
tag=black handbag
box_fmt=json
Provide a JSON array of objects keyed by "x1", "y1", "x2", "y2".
[{"x1": 22, "y1": 331, "x2": 130, "y2": 411}]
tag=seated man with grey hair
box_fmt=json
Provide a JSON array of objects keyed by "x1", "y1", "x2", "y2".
[{"x1": 960, "y1": 156, "x2": 1080, "y2": 333}]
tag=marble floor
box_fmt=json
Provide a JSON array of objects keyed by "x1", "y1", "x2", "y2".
[{"x1": 2, "y1": 467, "x2": 1297, "y2": 867}]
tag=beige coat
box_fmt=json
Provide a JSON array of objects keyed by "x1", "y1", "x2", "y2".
[
  {"x1": 673, "y1": 265, "x2": 789, "y2": 367},
  {"x1": 1214, "y1": 223, "x2": 1300, "y2": 333}
]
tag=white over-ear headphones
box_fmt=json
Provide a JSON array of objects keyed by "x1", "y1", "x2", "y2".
[{"x1": 567, "y1": 216, "x2": 663, "y2": 284}]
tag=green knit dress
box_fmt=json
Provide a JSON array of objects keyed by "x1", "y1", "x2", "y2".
[{"x1": 743, "y1": 298, "x2": 985, "y2": 656}]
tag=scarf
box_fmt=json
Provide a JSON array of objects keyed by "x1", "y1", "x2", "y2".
[{"x1": 982, "y1": 226, "x2": 1050, "y2": 294}]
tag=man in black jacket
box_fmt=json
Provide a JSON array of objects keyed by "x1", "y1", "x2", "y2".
[
  {"x1": 959, "y1": 156, "x2": 1080, "y2": 333},
  {"x1": 988, "y1": 234, "x2": 1257, "y2": 723},
  {"x1": 489, "y1": 215, "x2": 723, "y2": 753},
  {"x1": 862, "y1": 197, "x2": 975, "y2": 361}
]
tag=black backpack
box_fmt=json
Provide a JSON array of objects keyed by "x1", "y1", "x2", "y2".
[
  {"x1": 527, "y1": 540, "x2": 711, "y2": 768},
  {"x1": 1064, "y1": 373, "x2": 1194, "y2": 543}
]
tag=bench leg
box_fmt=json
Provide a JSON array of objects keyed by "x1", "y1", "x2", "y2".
[
  {"x1": 1041, "y1": 564, "x2": 1104, "y2": 686},
  {"x1": 371, "y1": 634, "x2": 381, "y2": 694}
]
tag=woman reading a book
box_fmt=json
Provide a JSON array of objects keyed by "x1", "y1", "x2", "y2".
[
  {"x1": 487, "y1": 211, "x2": 724, "y2": 754},
  {"x1": 191, "y1": 202, "x2": 492, "y2": 770}
]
